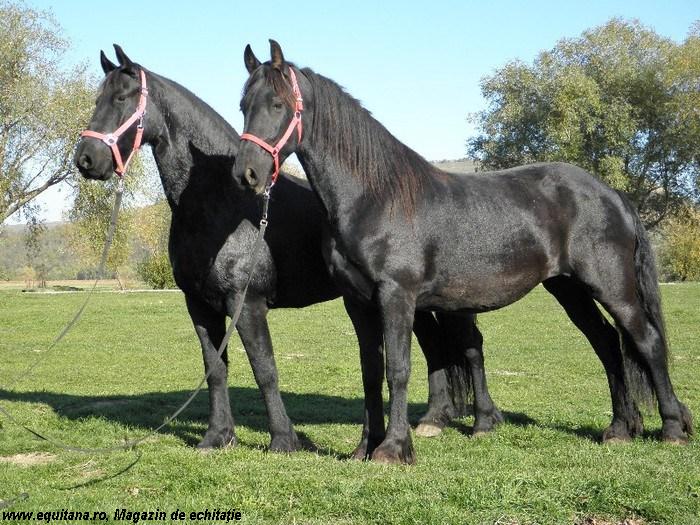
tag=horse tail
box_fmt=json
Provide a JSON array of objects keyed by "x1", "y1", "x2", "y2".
[
  {"x1": 443, "y1": 315, "x2": 476, "y2": 418},
  {"x1": 617, "y1": 191, "x2": 664, "y2": 410}
]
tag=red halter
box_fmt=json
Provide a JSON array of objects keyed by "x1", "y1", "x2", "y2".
[
  {"x1": 80, "y1": 69, "x2": 148, "y2": 177},
  {"x1": 240, "y1": 67, "x2": 303, "y2": 186}
]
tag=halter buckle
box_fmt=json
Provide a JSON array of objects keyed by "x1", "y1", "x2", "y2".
[{"x1": 104, "y1": 134, "x2": 117, "y2": 146}]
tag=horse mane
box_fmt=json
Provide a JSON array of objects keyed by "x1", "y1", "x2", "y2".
[
  {"x1": 306, "y1": 68, "x2": 443, "y2": 216},
  {"x1": 145, "y1": 68, "x2": 240, "y2": 155},
  {"x1": 244, "y1": 64, "x2": 440, "y2": 216}
]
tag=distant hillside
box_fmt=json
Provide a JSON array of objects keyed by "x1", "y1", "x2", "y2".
[
  {"x1": 0, "y1": 221, "x2": 82, "y2": 280},
  {"x1": 2, "y1": 221, "x2": 67, "y2": 235},
  {"x1": 283, "y1": 158, "x2": 478, "y2": 178},
  {"x1": 431, "y1": 159, "x2": 477, "y2": 173}
]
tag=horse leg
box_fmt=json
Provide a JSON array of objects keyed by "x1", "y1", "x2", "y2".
[
  {"x1": 595, "y1": 292, "x2": 692, "y2": 443},
  {"x1": 185, "y1": 294, "x2": 236, "y2": 449},
  {"x1": 542, "y1": 276, "x2": 643, "y2": 441},
  {"x1": 371, "y1": 282, "x2": 417, "y2": 465},
  {"x1": 232, "y1": 296, "x2": 300, "y2": 452},
  {"x1": 413, "y1": 312, "x2": 456, "y2": 437},
  {"x1": 440, "y1": 313, "x2": 503, "y2": 436},
  {"x1": 342, "y1": 297, "x2": 386, "y2": 460}
]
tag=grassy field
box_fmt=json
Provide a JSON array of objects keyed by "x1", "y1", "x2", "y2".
[
  {"x1": 0, "y1": 284, "x2": 698, "y2": 524},
  {"x1": 0, "y1": 280, "x2": 148, "y2": 292}
]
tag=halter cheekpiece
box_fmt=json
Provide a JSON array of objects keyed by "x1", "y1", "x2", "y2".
[
  {"x1": 240, "y1": 67, "x2": 303, "y2": 186},
  {"x1": 80, "y1": 69, "x2": 148, "y2": 177}
]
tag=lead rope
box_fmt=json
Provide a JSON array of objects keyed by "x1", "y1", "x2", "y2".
[{"x1": 0, "y1": 184, "x2": 273, "y2": 508}]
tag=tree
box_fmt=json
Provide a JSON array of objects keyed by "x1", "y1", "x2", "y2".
[
  {"x1": 468, "y1": 19, "x2": 700, "y2": 228},
  {"x1": 132, "y1": 198, "x2": 176, "y2": 289},
  {"x1": 68, "y1": 176, "x2": 133, "y2": 286},
  {"x1": 68, "y1": 152, "x2": 158, "y2": 286},
  {"x1": 0, "y1": 1, "x2": 94, "y2": 223},
  {"x1": 24, "y1": 214, "x2": 47, "y2": 288},
  {"x1": 659, "y1": 206, "x2": 700, "y2": 281}
]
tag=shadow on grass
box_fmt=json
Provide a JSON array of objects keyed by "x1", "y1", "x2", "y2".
[{"x1": 0, "y1": 387, "x2": 537, "y2": 455}]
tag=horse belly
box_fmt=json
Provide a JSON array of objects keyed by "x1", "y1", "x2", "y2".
[{"x1": 417, "y1": 238, "x2": 552, "y2": 312}]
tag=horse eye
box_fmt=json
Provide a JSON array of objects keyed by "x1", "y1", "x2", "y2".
[
  {"x1": 115, "y1": 95, "x2": 127, "y2": 103},
  {"x1": 272, "y1": 102, "x2": 284, "y2": 110}
]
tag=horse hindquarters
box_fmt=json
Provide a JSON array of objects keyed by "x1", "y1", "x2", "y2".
[
  {"x1": 542, "y1": 276, "x2": 643, "y2": 441},
  {"x1": 573, "y1": 199, "x2": 693, "y2": 442},
  {"x1": 414, "y1": 313, "x2": 503, "y2": 437},
  {"x1": 437, "y1": 313, "x2": 503, "y2": 435}
]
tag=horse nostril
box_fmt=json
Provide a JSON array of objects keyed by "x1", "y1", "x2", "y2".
[
  {"x1": 78, "y1": 153, "x2": 93, "y2": 170},
  {"x1": 244, "y1": 167, "x2": 259, "y2": 186}
]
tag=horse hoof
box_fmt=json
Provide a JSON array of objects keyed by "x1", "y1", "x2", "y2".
[
  {"x1": 350, "y1": 446, "x2": 369, "y2": 461},
  {"x1": 663, "y1": 436, "x2": 688, "y2": 445},
  {"x1": 602, "y1": 427, "x2": 633, "y2": 444},
  {"x1": 370, "y1": 440, "x2": 416, "y2": 465},
  {"x1": 269, "y1": 434, "x2": 301, "y2": 453},
  {"x1": 662, "y1": 434, "x2": 689, "y2": 445},
  {"x1": 602, "y1": 436, "x2": 631, "y2": 445},
  {"x1": 415, "y1": 423, "x2": 443, "y2": 438},
  {"x1": 197, "y1": 430, "x2": 236, "y2": 450},
  {"x1": 662, "y1": 419, "x2": 690, "y2": 444},
  {"x1": 371, "y1": 448, "x2": 412, "y2": 465}
]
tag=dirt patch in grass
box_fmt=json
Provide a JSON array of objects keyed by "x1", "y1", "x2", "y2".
[
  {"x1": 577, "y1": 517, "x2": 646, "y2": 525},
  {"x1": 0, "y1": 452, "x2": 56, "y2": 467}
]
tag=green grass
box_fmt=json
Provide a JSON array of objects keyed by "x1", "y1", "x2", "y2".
[{"x1": 0, "y1": 284, "x2": 698, "y2": 524}]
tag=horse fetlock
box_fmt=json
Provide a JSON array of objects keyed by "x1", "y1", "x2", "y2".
[
  {"x1": 680, "y1": 402, "x2": 694, "y2": 436},
  {"x1": 351, "y1": 431, "x2": 384, "y2": 460}
]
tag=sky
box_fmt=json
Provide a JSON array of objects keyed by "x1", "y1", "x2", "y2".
[{"x1": 14, "y1": 0, "x2": 700, "y2": 223}]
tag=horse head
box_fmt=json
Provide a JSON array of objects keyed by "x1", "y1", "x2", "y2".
[
  {"x1": 234, "y1": 40, "x2": 310, "y2": 194},
  {"x1": 74, "y1": 45, "x2": 152, "y2": 180}
]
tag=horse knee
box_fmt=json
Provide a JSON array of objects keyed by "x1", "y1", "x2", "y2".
[
  {"x1": 386, "y1": 364, "x2": 410, "y2": 390},
  {"x1": 206, "y1": 362, "x2": 228, "y2": 387},
  {"x1": 463, "y1": 345, "x2": 484, "y2": 365}
]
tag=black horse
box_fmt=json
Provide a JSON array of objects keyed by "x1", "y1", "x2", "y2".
[
  {"x1": 73, "y1": 46, "x2": 499, "y2": 452},
  {"x1": 233, "y1": 41, "x2": 693, "y2": 464}
]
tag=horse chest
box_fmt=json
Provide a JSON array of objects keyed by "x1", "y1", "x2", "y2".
[{"x1": 169, "y1": 220, "x2": 276, "y2": 306}]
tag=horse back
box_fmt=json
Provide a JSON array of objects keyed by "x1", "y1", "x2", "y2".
[{"x1": 348, "y1": 162, "x2": 636, "y2": 312}]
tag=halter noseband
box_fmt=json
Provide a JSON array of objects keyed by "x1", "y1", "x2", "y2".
[
  {"x1": 80, "y1": 69, "x2": 148, "y2": 177},
  {"x1": 240, "y1": 67, "x2": 303, "y2": 186}
]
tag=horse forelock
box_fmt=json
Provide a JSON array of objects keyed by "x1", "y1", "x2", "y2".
[{"x1": 242, "y1": 63, "x2": 298, "y2": 111}]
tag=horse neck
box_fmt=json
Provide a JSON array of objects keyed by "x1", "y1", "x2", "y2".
[
  {"x1": 146, "y1": 73, "x2": 239, "y2": 208},
  {"x1": 295, "y1": 145, "x2": 366, "y2": 223},
  {"x1": 296, "y1": 71, "x2": 431, "y2": 224}
]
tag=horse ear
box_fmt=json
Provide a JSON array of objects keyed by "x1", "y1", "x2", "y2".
[
  {"x1": 100, "y1": 50, "x2": 117, "y2": 74},
  {"x1": 113, "y1": 44, "x2": 135, "y2": 71},
  {"x1": 244, "y1": 45, "x2": 261, "y2": 75},
  {"x1": 269, "y1": 39, "x2": 285, "y2": 71}
]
